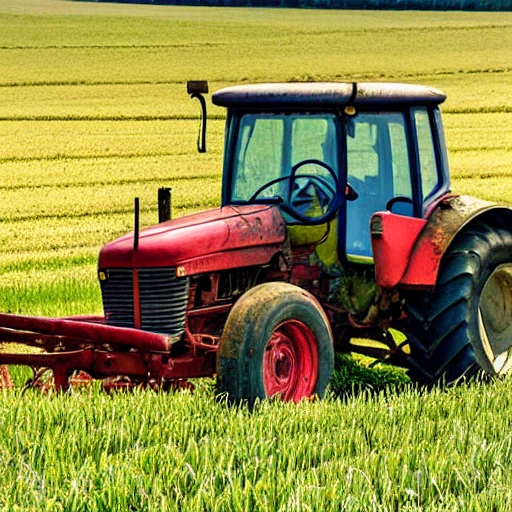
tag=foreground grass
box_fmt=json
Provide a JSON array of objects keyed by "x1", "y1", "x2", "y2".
[{"x1": 1, "y1": 377, "x2": 512, "y2": 511}]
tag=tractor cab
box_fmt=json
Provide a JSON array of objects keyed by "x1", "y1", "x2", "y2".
[{"x1": 212, "y1": 82, "x2": 450, "y2": 264}]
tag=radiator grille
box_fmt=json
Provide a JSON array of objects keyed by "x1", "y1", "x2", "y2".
[
  {"x1": 100, "y1": 267, "x2": 189, "y2": 338},
  {"x1": 139, "y1": 268, "x2": 189, "y2": 337},
  {"x1": 100, "y1": 269, "x2": 134, "y2": 328}
]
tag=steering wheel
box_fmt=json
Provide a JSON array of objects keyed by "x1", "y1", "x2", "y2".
[
  {"x1": 283, "y1": 159, "x2": 341, "y2": 224},
  {"x1": 248, "y1": 159, "x2": 341, "y2": 225}
]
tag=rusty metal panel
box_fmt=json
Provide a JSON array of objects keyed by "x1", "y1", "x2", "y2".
[
  {"x1": 99, "y1": 204, "x2": 286, "y2": 272},
  {"x1": 402, "y1": 195, "x2": 512, "y2": 288},
  {"x1": 371, "y1": 195, "x2": 512, "y2": 290},
  {"x1": 178, "y1": 246, "x2": 283, "y2": 276}
]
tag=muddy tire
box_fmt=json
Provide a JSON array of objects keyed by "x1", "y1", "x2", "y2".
[
  {"x1": 217, "y1": 282, "x2": 334, "y2": 405},
  {"x1": 405, "y1": 220, "x2": 512, "y2": 384}
]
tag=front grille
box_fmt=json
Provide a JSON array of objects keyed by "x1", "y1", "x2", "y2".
[
  {"x1": 100, "y1": 267, "x2": 189, "y2": 339},
  {"x1": 139, "y1": 268, "x2": 189, "y2": 337},
  {"x1": 100, "y1": 269, "x2": 134, "y2": 328}
]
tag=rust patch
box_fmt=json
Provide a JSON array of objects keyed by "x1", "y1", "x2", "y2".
[
  {"x1": 402, "y1": 195, "x2": 512, "y2": 288},
  {"x1": 0, "y1": 365, "x2": 12, "y2": 389}
]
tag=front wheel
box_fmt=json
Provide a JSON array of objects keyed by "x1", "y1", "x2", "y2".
[
  {"x1": 405, "y1": 220, "x2": 512, "y2": 384},
  {"x1": 217, "y1": 282, "x2": 334, "y2": 405}
]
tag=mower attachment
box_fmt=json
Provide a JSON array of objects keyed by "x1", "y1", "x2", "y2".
[{"x1": 0, "y1": 313, "x2": 216, "y2": 390}]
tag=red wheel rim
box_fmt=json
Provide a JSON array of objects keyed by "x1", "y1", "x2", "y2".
[{"x1": 263, "y1": 319, "x2": 319, "y2": 402}]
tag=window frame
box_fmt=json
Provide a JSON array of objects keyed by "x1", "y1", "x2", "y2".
[{"x1": 409, "y1": 106, "x2": 451, "y2": 214}]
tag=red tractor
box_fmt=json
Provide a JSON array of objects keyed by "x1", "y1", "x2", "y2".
[{"x1": 1, "y1": 81, "x2": 512, "y2": 402}]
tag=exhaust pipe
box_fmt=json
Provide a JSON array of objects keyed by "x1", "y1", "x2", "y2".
[
  {"x1": 158, "y1": 187, "x2": 172, "y2": 223},
  {"x1": 133, "y1": 197, "x2": 139, "y2": 251}
]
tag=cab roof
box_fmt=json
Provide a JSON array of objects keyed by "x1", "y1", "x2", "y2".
[{"x1": 212, "y1": 82, "x2": 446, "y2": 109}]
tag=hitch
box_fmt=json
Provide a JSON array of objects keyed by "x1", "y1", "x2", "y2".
[{"x1": 0, "y1": 364, "x2": 12, "y2": 388}]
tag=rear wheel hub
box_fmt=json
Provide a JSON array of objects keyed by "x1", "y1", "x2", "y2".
[{"x1": 479, "y1": 263, "x2": 512, "y2": 374}]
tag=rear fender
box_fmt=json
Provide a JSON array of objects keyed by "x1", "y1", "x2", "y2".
[{"x1": 372, "y1": 195, "x2": 512, "y2": 290}]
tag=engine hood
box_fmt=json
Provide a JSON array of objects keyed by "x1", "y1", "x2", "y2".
[{"x1": 99, "y1": 204, "x2": 287, "y2": 276}]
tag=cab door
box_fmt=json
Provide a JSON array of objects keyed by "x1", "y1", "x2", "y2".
[{"x1": 344, "y1": 111, "x2": 416, "y2": 263}]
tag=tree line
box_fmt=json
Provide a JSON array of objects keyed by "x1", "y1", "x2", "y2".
[{"x1": 84, "y1": 0, "x2": 512, "y2": 10}]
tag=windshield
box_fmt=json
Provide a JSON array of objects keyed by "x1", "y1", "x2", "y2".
[{"x1": 230, "y1": 113, "x2": 338, "y2": 202}]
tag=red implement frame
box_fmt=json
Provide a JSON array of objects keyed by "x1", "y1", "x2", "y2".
[{"x1": 0, "y1": 313, "x2": 216, "y2": 390}]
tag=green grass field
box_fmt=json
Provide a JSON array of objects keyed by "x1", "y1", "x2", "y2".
[
  {"x1": 1, "y1": 0, "x2": 512, "y2": 509},
  {"x1": 3, "y1": 378, "x2": 512, "y2": 512}
]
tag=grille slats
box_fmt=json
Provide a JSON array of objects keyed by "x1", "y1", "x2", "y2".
[
  {"x1": 139, "y1": 268, "x2": 189, "y2": 336},
  {"x1": 100, "y1": 267, "x2": 189, "y2": 339},
  {"x1": 100, "y1": 269, "x2": 134, "y2": 328}
]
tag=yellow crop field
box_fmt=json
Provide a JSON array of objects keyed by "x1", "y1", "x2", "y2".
[{"x1": 0, "y1": 1, "x2": 511, "y2": 317}]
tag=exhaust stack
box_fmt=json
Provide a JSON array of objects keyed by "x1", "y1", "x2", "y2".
[
  {"x1": 133, "y1": 197, "x2": 139, "y2": 251},
  {"x1": 158, "y1": 187, "x2": 172, "y2": 223}
]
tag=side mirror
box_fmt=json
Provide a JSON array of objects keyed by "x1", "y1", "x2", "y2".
[{"x1": 187, "y1": 80, "x2": 209, "y2": 153}]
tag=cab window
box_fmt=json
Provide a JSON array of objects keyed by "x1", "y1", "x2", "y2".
[
  {"x1": 414, "y1": 108, "x2": 439, "y2": 201},
  {"x1": 231, "y1": 113, "x2": 338, "y2": 202}
]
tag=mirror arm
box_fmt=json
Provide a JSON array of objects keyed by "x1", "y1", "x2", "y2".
[
  {"x1": 190, "y1": 93, "x2": 207, "y2": 153},
  {"x1": 187, "y1": 81, "x2": 209, "y2": 153}
]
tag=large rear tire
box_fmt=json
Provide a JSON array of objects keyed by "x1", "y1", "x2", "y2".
[
  {"x1": 217, "y1": 283, "x2": 334, "y2": 405},
  {"x1": 405, "y1": 220, "x2": 512, "y2": 384}
]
